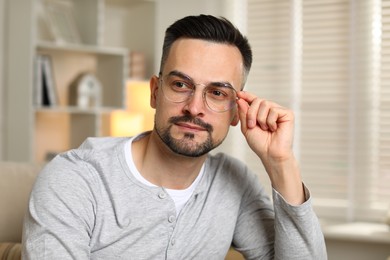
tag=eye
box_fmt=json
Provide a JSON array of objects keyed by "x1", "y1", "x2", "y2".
[
  {"x1": 168, "y1": 78, "x2": 193, "y2": 92},
  {"x1": 212, "y1": 89, "x2": 225, "y2": 97},
  {"x1": 206, "y1": 87, "x2": 229, "y2": 100},
  {"x1": 172, "y1": 81, "x2": 189, "y2": 89}
]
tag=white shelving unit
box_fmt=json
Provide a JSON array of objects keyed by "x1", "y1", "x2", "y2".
[{"x1": 4, "y1": 0, "x2": 155, "y2": 162}]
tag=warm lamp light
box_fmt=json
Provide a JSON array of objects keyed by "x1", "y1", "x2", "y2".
[
  {"x1": 110, "y1": 80, "x2": 154, "y2": 137},
  {"x1": 110, "y1": 112, "x2": 144, "y2": 137},
  {"x1": 126, "y1": 80, "x2": 154, "y2": 130},
  {"x1": 127, "y1": 81, "x2": 151, "y2": 112}
]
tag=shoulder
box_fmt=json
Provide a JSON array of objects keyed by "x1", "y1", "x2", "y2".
[
  {"x1": 208, "y1": 152, "x2": 250, "y2": 176},
  {"x1": 208, "y1": 152, "x2": 243, "y2": 166},
  {"x1": 207, "y1": 152, "x2": 259, "y2": 186},
  {"x1": 78, "y1": 136, "x2": 129, "y2": 152},
  {"x1": 206, "y1": 152, "x2": 269, "y2": 197},
  {"x1": 67, "y1": 136, "x2": 128, "y2": 163},
  {"x1": 35, "y1": 137, "x2": 128, "y2": 189}
]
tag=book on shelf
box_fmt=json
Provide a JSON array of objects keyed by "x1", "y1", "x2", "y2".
[
  {"x1": 33, "y1": 55, "x2": 43, "y2": 106},
  {"x1": 33, "y1": 54, "x2": 58, "y2": 107}
]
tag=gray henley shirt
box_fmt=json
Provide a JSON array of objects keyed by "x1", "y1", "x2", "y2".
[{"x1": 22, "y1": 136, "x2": 327, "y2": 259}]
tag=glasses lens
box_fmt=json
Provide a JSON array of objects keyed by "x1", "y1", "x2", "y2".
[
  {"x1": 204, "y1": 84, "x2": 237, "y2": 112},
  {"x1": 162, "y1": 75, "x2": 193, "y2": 103}
]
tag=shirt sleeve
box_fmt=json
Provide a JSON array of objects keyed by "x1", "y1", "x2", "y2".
[
  {"x1": 233, "y1": 173, "x2": 327, "y2": 260},
  {"x1": 22, "y1": 152, "x2": 97, "y2": 259},
  {"x1": 272, "y1": 185, "x2": 327, "y2": 260}
]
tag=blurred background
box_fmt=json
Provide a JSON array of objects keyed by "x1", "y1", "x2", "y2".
[{"x1": 1, "y1": 0, "x2": 390, "y2": 259}]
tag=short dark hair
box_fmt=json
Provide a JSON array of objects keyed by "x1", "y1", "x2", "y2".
[{"x1": 159, "y1": 14, "x2": 252, "y2": 86}]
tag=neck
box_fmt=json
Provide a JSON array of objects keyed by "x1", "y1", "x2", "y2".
[{"x1": 132, "y1": 131, "x2": 207, "y2": 190}]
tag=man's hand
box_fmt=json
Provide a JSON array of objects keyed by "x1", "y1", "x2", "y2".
[
  {"x1": 236, "y1": 91, "x2": 294, "y2": 162},
  {"x1": 237, "y1": 91, "x2": 305, "y2": 205}
]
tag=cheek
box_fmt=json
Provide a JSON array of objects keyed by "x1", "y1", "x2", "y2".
[
  {"x1": 211, "y1": 115, "x2": 232, "y2": 137},
  {"x1": 154, "y1": 98, "x2": 178, "y2": 123},
  {"x1": 213, "y1": 109, "x2": 238, "y2": 136},
  {"x1": 154, "y1": 104, "x2": 168, "y2": 124}
]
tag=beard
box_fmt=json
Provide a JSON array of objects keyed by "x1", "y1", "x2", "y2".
[{"x1": 155, "y1": 114, "x2": 224, "y2": 157}]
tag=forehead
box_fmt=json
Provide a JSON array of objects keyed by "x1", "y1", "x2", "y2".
[{"x1": 163, "y1": 38, "x2": 244, "y2": 90}]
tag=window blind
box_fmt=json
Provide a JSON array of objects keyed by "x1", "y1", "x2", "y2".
[
  {"x1": 220, "y1": 0, "x2": 390, "y2": 222},
  {"x1": 300, "y1": 0, "x2": 352, "y2": 220},
  {"x1": 378, "y1": 0, "x2": 390, "y2": 220},
  {"x1": 245, "y1": 0, "x2": 294, "y2": 195}
]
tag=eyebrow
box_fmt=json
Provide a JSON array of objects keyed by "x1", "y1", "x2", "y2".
[
  {"x1": 167, "y1": 70, "x2": 235, "y2": 89},
  {"x1": 167, "y1": 70, "x2": 193, "y2": 82}
]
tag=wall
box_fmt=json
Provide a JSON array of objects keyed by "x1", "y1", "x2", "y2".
[
  {"x1": 103, "y1": 0, "x2": 155, "y2": 77},
  {"x1": 326, "y1": 239, "x2": 390, "y2": 260},
  {"x1": 0, "y1": 0, "x2": 5, "y2": 160},
  {"x1": 2, "y1": 0, "x2": 34, "y2": 162}
]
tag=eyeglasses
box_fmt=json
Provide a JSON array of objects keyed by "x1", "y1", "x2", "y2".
[{"x1": 158, "y1": 73, "x2": 239, "y2": 112}]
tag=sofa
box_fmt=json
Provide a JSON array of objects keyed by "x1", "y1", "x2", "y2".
[
  {"x1": 0, "y1": 161, "x2": 243, "y2": 260},
  {"x1": 0, "y1": 162, "x2": 42, "y2": 260}
]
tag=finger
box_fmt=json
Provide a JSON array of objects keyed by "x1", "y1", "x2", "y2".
[
  {"x1": 267, "y1": 107, "x2": 279, "y2": 132},
  {"x1": 268, "y1": 106, "x2": 294, "y2": 131},
  {"x1": 237, "y1": 91, "x2": 259, "y2": 104},
  {"x1": 251, "y1": 99, "x2": 281, "y2": 131},
  {"x1": 238, "y1": 91, "x2": 267, "y2": 129},
  {"x1": 237, "y1": 98, "x2": 249, "y2": 132},
  {"x1": 258, "y1": 99, "x2": 277, "y2": 131},
  {"x1": 248, "y1": 97, "x2": 265, "y2": 129},
  {"x1": 238, "y1": 91, "x2": 285, "y2": 131}
]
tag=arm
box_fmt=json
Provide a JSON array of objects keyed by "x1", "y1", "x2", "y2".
[
  {"x1": 237, "y1": 91, "x2": 303, "y2": 205},
  {"x1": 236, "y1": 91, "x2": 327, "y2": 259},
  {"x1": 22, "y1": 154, "x2": 96, "y2": 259}
]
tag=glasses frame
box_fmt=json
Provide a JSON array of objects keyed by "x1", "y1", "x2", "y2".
[{"x1": 158, "y1": 72, "x2": 239, "y2": 113}]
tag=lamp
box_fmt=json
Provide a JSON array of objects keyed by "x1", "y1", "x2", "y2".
[{"x1": 110, "y1": 80, "x2": 154, "y2": 137}]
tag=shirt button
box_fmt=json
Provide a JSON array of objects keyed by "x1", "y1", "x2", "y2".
[
  {"x1": 158, "y1": 192, "x2": 166, "y2": 199},
  {"x1": 171, "y1": 238, "x2": 176, "y2": 245},
  {"x1": 168, "y1": 215, "x2": 176, "y2": 223}
]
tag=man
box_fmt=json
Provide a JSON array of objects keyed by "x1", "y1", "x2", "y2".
[{"x1": 23, "y1": 15, "x2": 327, "y2": 259}]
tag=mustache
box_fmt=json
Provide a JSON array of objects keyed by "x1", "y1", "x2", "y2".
[{"x1": 169, "y1": 115, "x2": 213, "y2": 133}]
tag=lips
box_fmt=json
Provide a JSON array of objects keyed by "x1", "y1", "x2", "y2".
[
  {"x1": 175, "y1": 122, "x2": 207, "y2": 131},
  {"x1": 168, "y1": 115, "x2": 213, "y2": 133}
]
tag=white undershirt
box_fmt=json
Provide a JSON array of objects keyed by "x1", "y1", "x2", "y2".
[{"x1": 124, "y1": 135, "x2": 205, "y2": 217}]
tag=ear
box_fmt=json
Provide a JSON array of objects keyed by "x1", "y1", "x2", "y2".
[
  {"x1": 150, "y1": 75, "x2": 159, "y2": 109},
  {"x1": 230, "y1": 110, "x2": 240, "y2": 126}
]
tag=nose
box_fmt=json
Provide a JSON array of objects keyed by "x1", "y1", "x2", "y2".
[{"x1": 183, "y1": 87, "x2": 206, "y2": 116}]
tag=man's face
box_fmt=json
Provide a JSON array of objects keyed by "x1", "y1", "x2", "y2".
[{"x1": 150, "y1": 38, "x2": 244, "y2": 157}]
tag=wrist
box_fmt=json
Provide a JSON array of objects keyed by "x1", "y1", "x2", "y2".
[{"x1": 263, "y1": 156, "x2": 305, "y2": 205}]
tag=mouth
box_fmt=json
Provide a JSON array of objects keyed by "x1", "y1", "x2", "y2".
[
  {"x1": 168, "y1": 115, "x2": 213, "y2": 133},
  {"x1": 175, "y1": 122, "x2": 207, "y2": 132}
]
